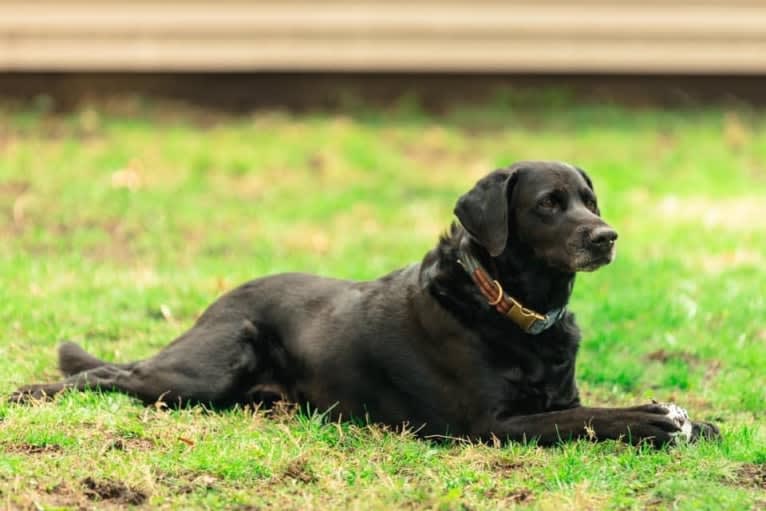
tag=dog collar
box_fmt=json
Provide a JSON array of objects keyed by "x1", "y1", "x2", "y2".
[{"x1": 457, "y1": 242, "x2": 565, "y2": 335}]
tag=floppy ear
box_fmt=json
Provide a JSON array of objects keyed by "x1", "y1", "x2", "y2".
[
  {"x1": 454, "y1": 169, "x2": 518, "y2": 257},
  {"x1": 575, "y1": 166, "x2": 594, "y2": 192}
]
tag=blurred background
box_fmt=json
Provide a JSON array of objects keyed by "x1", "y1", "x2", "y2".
[{"x1": 1, "y1": 0, "x2": 766, "y2": 107}]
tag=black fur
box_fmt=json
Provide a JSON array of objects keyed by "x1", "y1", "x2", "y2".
[{"x1": 11, "y1": 161, "x2": 719, "y2": 445}]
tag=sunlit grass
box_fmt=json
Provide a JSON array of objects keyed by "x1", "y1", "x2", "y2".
[{"x1": 1, "y1": 97, "x2": 765, "y2": 509}]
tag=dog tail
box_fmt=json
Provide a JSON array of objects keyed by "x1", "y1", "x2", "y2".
[{"x1": 58, "y1": 341, "x2": 112, "y2": 376}]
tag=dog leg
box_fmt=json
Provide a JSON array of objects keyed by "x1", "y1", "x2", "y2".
[
  {"x1": 481, "y1": 403, "x2": 716, "y2": 446},
  {"x1": 10, "y1": 319, "x2": 273, "y2": 407},
  {"x1": 10, "y1": 364, "x2": 136, "y2": 403}
]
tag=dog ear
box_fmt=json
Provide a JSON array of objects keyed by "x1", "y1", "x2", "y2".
[
  {"x1": 454, "y1": 168, "x2": 518, "y2": 257},
  {"x1": 575, "y1": 166, "x2": 594, "y2": 192}
]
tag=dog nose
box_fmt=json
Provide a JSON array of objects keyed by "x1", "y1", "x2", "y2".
[{"x1": 589, "y1": 226, "x2": 618, "y2": 248}]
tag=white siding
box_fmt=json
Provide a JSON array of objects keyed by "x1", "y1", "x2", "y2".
[{"x1": 1, "y1": 1, "x2": 765, "y2": 73}]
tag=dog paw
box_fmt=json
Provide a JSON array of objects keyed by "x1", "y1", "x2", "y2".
[
  {"x1": 658, "y1": 402, "x2": 693, "y2": 443},
  {"x1": 622, "y1": 401, "x2": 691, "y2": 445},
  {"x1": 648, "y1": 402, "x2": 721, "y2": 444}
]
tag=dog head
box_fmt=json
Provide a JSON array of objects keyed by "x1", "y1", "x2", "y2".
[{"x1": 455, "y1": 161, "x2": 617, "y2": 273}]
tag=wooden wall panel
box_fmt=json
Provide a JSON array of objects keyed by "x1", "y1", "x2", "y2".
[{"x1": 1, "y1": 1, "x2": 765, "y2": 73}]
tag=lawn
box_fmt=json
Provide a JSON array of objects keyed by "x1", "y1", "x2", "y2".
[{"x1": 1, "y1": 96, "x2": 765, "y2": 510}]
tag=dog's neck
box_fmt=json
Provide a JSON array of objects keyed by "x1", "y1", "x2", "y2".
[
  {"x1": 477, "y1": 237, "x2": 575, "y2": 314},
  {"x1": 421, "y1": 225, "x2": 575, "y2": 329}
]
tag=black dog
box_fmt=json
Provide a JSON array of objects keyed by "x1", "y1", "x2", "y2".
[{"x1": 12, "y1": 161, "x2": 719, "y2": 445}]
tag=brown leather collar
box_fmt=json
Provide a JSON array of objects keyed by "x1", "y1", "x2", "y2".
[{"x1": 457, "y1": 240, "x2": 565, "y2": 334}]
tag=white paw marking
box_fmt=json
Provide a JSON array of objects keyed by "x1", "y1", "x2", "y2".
[{"x1": 661, "y1": 402, "x2": 692, "y2": 442}]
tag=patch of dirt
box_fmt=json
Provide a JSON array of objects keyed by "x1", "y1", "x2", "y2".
[
  {"x1": 0, "y1": 180, "x2": 30, "y2": 197},
  {"x1": 643, "y1": 496, "x2": 671, "y2": 510},
  {"x1": 733, "y1": 463, "x2": 766, "y2": 489},
  {"x1": 724, "y1": 112, "x2": 750, "y2": 151},
  {"x1": 282, "y1": 458, "x2": 317, "y2": 484},
  {"x1": 84, "y1": 218, "x2": 140, "y2": 263},
  {"x1": 102, "y1": 436, "x2": 156, "y2": 453},
  {"x1": 488, "y1": 458, "x2": 525, "y2": 473},
  {"x1": 645, "y1": 349, "x2": 701, "y2": 365},
  {"x1": 157, "y1": 470, "x2": 218, "y2": 495},
  {"x1": 704, "y1": 359, "x2": 723, "y2": 381},
  {"x1": 645, "y1": 349, "x2": 724, "y2": 388},
  {"x1": 29, "y1": 481, "x2": 87, "y2": 510},
  {"x1": 508, "y1": 488, "x2": 534, "y2": 504},
  {"x1": 3, "y1": 443, "x2": 63, "y2": 455},
  {"x1": 82, "y1": 477, "x2": 147, "y2": 506},
  {"x1": 483, "y1": 487, "x2": 534, "y2": 505},
  {"x1": 3, "y1": 209, "x2": 142, "y2": 263}
]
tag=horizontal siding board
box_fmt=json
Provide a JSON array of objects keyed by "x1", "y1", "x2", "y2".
[
  {"x1": 3, "y1": 5, "x2": 766, "y2": 37},
  {"x1": 4, "y1": 40, "x2": 765, "y2": 73},
  {"x1": 1, "y1": 1, "x2": 765, "y2": 73}
]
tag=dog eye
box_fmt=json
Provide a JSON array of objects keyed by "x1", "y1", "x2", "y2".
[
  {"x1": 538, "y1": 197, "x2": 558, "y2": 210},
  {"x1": 585, "y1": 199, "x2": 598, "y2": 212}
]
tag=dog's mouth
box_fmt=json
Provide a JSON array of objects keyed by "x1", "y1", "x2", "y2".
[
  {"x1": 572, "y1": 244, "x2": 617, "y2": 272},
  {"x1": 533, "y1": 237, "x2": 617, "y2": 274}
]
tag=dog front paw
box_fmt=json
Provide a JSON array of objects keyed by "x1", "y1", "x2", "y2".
[
  {"x1": 659, "y1": 402, "x2": 693, "y2": 443},
  {"x1": 633, "y1": 402, "x2": 721, "y2": 444},
  {"x1": 653, "y1": 403, "x2": 722, "y2": 443}
]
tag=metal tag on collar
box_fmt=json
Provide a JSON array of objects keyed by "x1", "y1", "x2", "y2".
[{"x1": 505, "y1": 295, "x2": 546, "y2": 332}]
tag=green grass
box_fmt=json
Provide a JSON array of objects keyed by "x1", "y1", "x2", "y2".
[{"x1": 1, "y1": 96, "x2": 765, "y2": 509}]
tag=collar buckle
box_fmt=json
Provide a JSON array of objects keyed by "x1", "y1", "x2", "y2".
[
  {"x1": 457, "y1": 239, "x2": 563, "y2": 335},
  {"x1": 506, "y1": 295, "x2": 546, "y2": 332}
]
